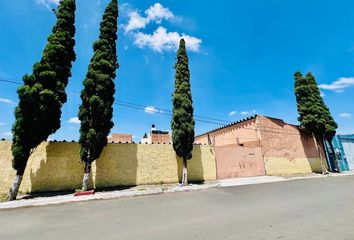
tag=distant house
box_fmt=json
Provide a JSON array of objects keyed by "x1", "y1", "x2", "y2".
[
  {"x1": 107, "y1": 133, "x2": 133, "y2": 143},
  {"x1": 195, "y1": 115, "x2": 327, "y2": 179},
  {"x1": 141, "y1": 124, "x2": 171, "y2": 144}
]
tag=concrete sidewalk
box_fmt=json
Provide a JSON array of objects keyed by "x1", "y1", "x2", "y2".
[{"x1": 1, "y1": 171, "x2": 354, "y2": 210}]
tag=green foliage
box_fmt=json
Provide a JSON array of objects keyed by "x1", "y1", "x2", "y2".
[
  {"x1": 11, "y1": 0, "x2": 76, "y2": 174},
  {"x1": 78, "y1": 0, "x2": 118, "y2": 163},
  {"x1": 171, "y1": 39, "x2": 195, "y2": 160},
  {"x1": 294, "y1": 71, "x2": 337, "y2": 140}
]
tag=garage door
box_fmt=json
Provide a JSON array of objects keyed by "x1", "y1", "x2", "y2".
[{"x1": 215, "y1": 145, "x2": 265, "y2": 179}]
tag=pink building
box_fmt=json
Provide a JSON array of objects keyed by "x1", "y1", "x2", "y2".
[{"x1": 195, "y1": 115, "x2": 326, "y2": 179}]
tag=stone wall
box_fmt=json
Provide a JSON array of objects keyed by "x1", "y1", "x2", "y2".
[{"x1": 0, "y1": 141, "x2": 216, "y2": 194}]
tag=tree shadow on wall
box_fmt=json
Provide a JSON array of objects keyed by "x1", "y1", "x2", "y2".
[
  {"x1": 94, "y1": 143, "x2": 138, "y2": 191},
  {"x1": 27, "y1": 142, "x2": 84, "y2": 198},
  {"x1": 176, "y1": 145, "x2": 205, "y2": 184},
  {"x1": 299, "y1": 131, "x2": 326, "y2": 173}
]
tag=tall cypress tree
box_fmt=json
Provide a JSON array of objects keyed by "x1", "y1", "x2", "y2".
[
  {"x1": 306, "y1": 72, "x2": 339, "y2": 171},
  {"x1": 78, "y1": 0, "x2": 118, "y2": 191},
  {"x1": 9, "y1": 0, "x2": 76, "y2": 201},
  {"x1": 171, "y1": 39, "x2": 195, "y2": 186},
  {"x1": 294, "y1": 71, "x2": 339, "y2": 172}
]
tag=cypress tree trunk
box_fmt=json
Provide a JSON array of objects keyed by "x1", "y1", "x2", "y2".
[
  {"x1": 182, "y1": 157, "x2": 188, "y2": 186},
  {"x1": 312, "y1": 134, "x2": 327, "y2": 174},
  {"x1": 8, "y1": 172, "x2": 24, "y2": 201},
  {"x1": 317, "y1": 140, "x2": 326, "y2": 175},
  {"x1": 82, "y1": 162, "x2": 91, "y2": 191}
]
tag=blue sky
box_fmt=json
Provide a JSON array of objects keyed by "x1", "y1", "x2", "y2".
[{"x1": 1, "y1": 0, "x2": 354, "y2": 142}]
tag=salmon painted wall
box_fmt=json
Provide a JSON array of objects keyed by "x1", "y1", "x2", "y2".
[
  {"x1": 195, "y1": 118, "x2": 261, "y2": 147},
  {"x1": 257, "y1": 116, "x2": 327, "y2": 175}
]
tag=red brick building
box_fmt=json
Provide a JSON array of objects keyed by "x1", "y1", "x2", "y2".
[
  {"x1": 141, "y1": 124, "x2": 171, "y2": 144},
  {"x1": 107, "y1": 133, "x2": 133, "y2": 143}
]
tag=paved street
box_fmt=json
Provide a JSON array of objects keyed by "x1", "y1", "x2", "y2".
[{"x1": 1, "y1": 175, "x2": 354, "y2": 240}]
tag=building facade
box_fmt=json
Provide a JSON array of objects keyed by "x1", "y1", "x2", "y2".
[
  {"x1": 141, "y1": 124, "x2": 171, "y2": 144},
  {"x1": 107, "y1": 134, "x2": 133, "y2": 143},
  {"x1": 195, "y1": 115, "x2": 326, "y2": 179}
]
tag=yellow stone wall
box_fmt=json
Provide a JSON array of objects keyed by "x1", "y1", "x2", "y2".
[
  {"x1": 264, "y1": 157, "x2": 324, "y2": 176},
  {"x1": 0, "y1": 141, "x2": 216, "y2": 194}
]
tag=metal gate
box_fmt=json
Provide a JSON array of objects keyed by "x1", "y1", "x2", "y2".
[
  {"x1": 342, "y1": 138, "x2": 354, "y2": 170},
  {"x1": 214, "y1": 145, "x2": 265, "y2": 179}
]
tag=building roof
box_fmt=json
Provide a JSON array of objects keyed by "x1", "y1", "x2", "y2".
[
  {"x1": 195, "y1": 115, "x2": 258, "y2": 138},
  {"x1": 152, "y1": 130, "x2": 169, "y2": 135},
  {"x1": 195, "y1": 115, "x2": 292, "y2": 137}
]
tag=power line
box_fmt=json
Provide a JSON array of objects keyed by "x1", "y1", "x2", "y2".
[
  {"x1": 0, "y1": 78, "x2": 22, "y2": 85},
  {"x1": 0, "y1": 77, "x2": 233, "y2": 125},
  {"x1": 116, "y1": 99, "x2": 232, "y2": 124},
  {"x1": 116, "y1": 102, "x2": 226, "y2": 126},
  {"x1": 0, "y1": 76, "x2": 301, "y2": 135}
]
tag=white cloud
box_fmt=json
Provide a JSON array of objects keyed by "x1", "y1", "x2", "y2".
[
  {"x1": 123, "y1": 3, "x2": 202, "y2": 53},
  {"x1": 144, "y1": 106, "x2": 164, "y2": 114},
  {"x1": 134, "y1": 26, "x2": 202, "y2": 52},
  {"x1": 319, "y1": 77, "x2": 354, "y2": 92},
  {"x1": 145, "y1": 3, "x2": 174, "y2": 23},
  {"x1": 320, "y1": 91, "x2": 325, "y2": 97},
  {"x1": 241, "y1": 110, "x2": 256, "y2": 116},
  {"x1": 35, "y1": 0, "x2": 60, "y2": 9},
  {"x1": 229, "y1": 111, "x2": 237, "y2": 116},
  {"x1": 125, "y1": 11, "x2": 149, "y2": 33},
  {"x1": 68, "y1": 117, "x2": 80, "y2": 124},
  {"x1": 124, "y1": 3, "x2": 174, "y2": 33},
  {"x1": 339, "y1": 113, "x2": 352, "y2": 118},
  {"x1": 0, "y1": 98, "x2": 15, "y2": 105}
]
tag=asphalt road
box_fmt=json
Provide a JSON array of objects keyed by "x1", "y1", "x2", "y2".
[{"x1": 1, "y1": 176, "x2": 354, "y2": 240}]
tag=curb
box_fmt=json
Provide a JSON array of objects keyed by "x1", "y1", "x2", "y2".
[
  {"x1": 0, "y1": 183, "x2": 220, "y2": 210},
  {"x1": 1, "y1": 172, "x2": 354, "y2": 210}
]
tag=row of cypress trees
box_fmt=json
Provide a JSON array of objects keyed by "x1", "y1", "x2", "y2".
[
  {"x1": 8, "y1": 0, "x2": 120, "y2": 200},
  {"x1": 7, "y1": 0, "x2": 195, "y2": 200},
  {"x1": 7, "y1": 0, "x2": 339, "y2": 201}
]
